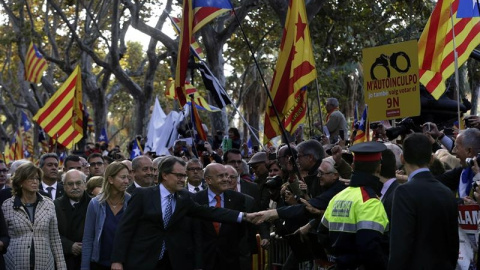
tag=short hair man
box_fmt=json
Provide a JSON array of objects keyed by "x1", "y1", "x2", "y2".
[
  {"x1": 186, "y1": 158, "x2": 205, "y2": 193},
  {"x1": 436, "y1": 128, "x2": 480, "y2": 200},
  {"x1": 39, "y1": 153, "x2": 64, "y2": 200},
  {"x1": 63, "y1": 155, "x2": 83, "y2": 172},
  {"x1": 126, "y1": 155, "x2": 154, "y2": 194},
  {"x1": 296, "y1": 139, "x2": 325, "y2": 197},
  {"x1": 193, "y1": 163, "x2": 248, "y2": 270},
  {"x1": 111, "y1": 156, "x2": 250, "y2": 270},
  {"x1": 55, "y1": 169, "x2": 92, "y2": 269},
  {"x1": 87, "y1": 153, "x2": 105, "y2": 177},
  {"x1": 323, "y1": 98, "x2": 348, "y2": 143},
  {"x1": 389, "y1": 133, "x2": 458, "y2": 269}
]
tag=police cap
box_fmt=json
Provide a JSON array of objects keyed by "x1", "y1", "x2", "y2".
[{"x1": 349, "y1": 141, "x2": 387, "y2": 162}]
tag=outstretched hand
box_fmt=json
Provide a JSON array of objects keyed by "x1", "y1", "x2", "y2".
[
  {"x1": 300, "y1": 198, "x2": 323, "y2": 216},
  {"x1": 246, "y1": 210, "x2": 279, "y2": 225}
]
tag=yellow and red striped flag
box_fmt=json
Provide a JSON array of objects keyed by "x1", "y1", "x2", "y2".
[
  {"x1": 353, "y1": 106, "x2": 368, "y2": 145},
  {"x1": 263, "y1": 0, "x2": 316, "y2": 143},
  {"x1": 175, "y1": 0, "x2": 194, "y2": 107},
  {"x1": 418, "y1": 0, "x2": 480, "y2": 99},
  {"x1": 33, "y1": 65, "x2": 84, "y2": 149},
  {"x1": 25, "y1": 42, "x2": 48, "y2": 83},
  {"x1": 171, "y1": 17, "x2": 205, "y2": 60},
  {"x1": 165, "y1": 77, "x2": 177, "y2": 100}
]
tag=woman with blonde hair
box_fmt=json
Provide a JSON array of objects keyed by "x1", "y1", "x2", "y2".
[
  {"x1": 2, "y1": 162, "x2": 66, "y2": 269},
  {"x1": 81, "y1": 162, "x2": 131, "y2": 270}
]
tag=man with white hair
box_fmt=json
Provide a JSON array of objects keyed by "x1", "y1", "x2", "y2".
[{"x1": 55, "y1": 169, "x2": 91, "y2": 269}]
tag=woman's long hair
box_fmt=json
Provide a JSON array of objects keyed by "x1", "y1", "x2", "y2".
[{"x1": 98, "y1": 162, "x2": 129, "y2": 203}]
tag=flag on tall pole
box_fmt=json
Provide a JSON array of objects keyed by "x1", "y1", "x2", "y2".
[
  {"x1": 190, "y1": 95, "x2": 208, "y2": 142},
  {"x1": 263, "y1": 0, "x2": 316, "y2": 143},
  {"x1": 353, "y1": 106, "x2": 368, "y2": 145},
  {"x1": 25, "y1": 42, "x2": 48, "y2": 83},
  {"x1": 418, "y1": 0, "x2": 480, "y2": 99},
  {"x1": 33, "y1": 65, "x2": 84, "y2": 149},
  {"x1": 21, "y1": 111, "x2": 34, "y2": 159},
  {"x1": 175, "y1": 0, "x2": 233, "y2": 107},
  {"x1": 171, "y1": 16, "x2": 205, "y2": 60}
]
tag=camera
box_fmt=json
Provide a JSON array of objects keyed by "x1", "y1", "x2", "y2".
[
  {"x1": 370, "y1": 122, "x2": 383, "y2": 130},
  {"x1": 466, "y1": 154, "x2": 480, "y2": 167},
  {"x1": 265, "y1": 175, "x2": 283, "y2": 190},
  {"x1": 385, "y1": 118, "x2": 421, "y2": 141}
]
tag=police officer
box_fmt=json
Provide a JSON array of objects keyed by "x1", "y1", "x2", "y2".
[{"x1": 319, "y1": 141, "x2": 389, "y2": 270}]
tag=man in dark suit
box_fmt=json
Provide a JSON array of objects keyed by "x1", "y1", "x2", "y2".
[
  {"x1": 110, "y1": 156, "x2": 254, "y2": 270},
  {"x1": 55, "y1": 169, "x2": 91, "y2": 270},
  {"x1": 378, "y1": 149, "x2": 400, "y2": 257},
  {"x1": 185, "y1": 158, "x2": 206, "y2": 193},
  {"x1": 388, "y1": 133, "x2": 459, "y2": 269},
  {"x1": 126, "y1": 155, "x2": 154, "y2": 194},
  {"x1": 193, "y1": 163, "x2": 247, "y2": 270},
  {"x1": 39, "y1": 153, "x2": 64, "y2": 200}
]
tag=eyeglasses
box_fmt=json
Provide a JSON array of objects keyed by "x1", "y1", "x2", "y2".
[
  {"x1": 90, "y1": 162, "x2": 104, "y2": 167},
  {"x1": 0, "y1": 169, "x2": 8, "y2": 173},
  {"x1": 187, "y1": 168, "x2": 203, "y2": 172},
  {"x1": 169, "y1": 172, "x2": 188, "y2": 180},
  {"x1": 317, "y1": 171, "x2": 335, "y2": 177},
  {"x1": 65, "y1": 181, "x2": 84, "y2": 187},
  {"x1": 227, "y1": 160, "x2": 242, "y2": 165},
  {"x1": 26, "y1": 177, "x2": 40, "y2": 183}
]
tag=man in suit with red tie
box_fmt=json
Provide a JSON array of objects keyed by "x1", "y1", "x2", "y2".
[
  {"x1": 193, "y1": 163, "x2": 248, "y2": 270},
  {"x1": 110, "y1": 156, "x2": 253, "y2": 270}
]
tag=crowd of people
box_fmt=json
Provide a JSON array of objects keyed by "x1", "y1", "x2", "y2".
[{"x1": 0, "y1": 97, "x2": 478, "y2": 269}]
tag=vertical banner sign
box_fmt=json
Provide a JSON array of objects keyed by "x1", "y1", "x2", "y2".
[{"x1": 363, "y1": 40, "x2": 420, "y2": 122}]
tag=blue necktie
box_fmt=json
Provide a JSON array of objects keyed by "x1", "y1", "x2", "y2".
[{"x1": 159, "y1": 194, "x2": 173, "y2": 260}]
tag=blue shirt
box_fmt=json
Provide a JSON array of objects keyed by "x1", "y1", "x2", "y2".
[
  {"x1": 159, "y1": 184, "x2": 176, "y2": 219},
  {"x1": 98, "y1": 205, "x2": 124, "y2": 266},
  {"x1": 207, "y1": 189, "x2": 224, "y2": 207},
  {"x1": 407, "y1": 168, "x2": 430, "y2": 182}
]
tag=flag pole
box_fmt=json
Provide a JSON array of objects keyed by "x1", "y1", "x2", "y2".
[
  {"x1": 314, "y1": 77, "x2": 324, "y2": 133},
  {"x1": 165, "y1": 10, "x2": 264, "y2": 150},
  {"x1": 450, "y1": 4, "x2": 462, "y2": 129},
  {"x1": 229, "y1": 2, "x2": 304, "y2": 180}
]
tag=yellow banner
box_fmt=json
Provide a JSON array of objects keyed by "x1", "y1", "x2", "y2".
[{"x1": 363, "y1": 40, "x2": 420, "y2": 122}]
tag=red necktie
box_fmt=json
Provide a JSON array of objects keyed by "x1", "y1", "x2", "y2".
[{"x1": 213, "y1": 195, "x2": 221, "y2": 234}]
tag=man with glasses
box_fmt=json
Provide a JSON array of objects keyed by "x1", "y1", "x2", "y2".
[
  {"x1": 193, "y1": 163, "x2": 248, "y2": 270},
  {"x1": 186, "y1": 158, "x2": 206, "y2": 193},
  {"x1": 111, "y1": 156, "x2": 255, "y2": 270},
  {"x1": 55, "y1": 169, "x2": 91, "y2": 270},
  {"x1": 39, "y1": 153, "x2": 64, "y2": 200},
  {"x1": 127, "y1": 155, "x2": 154, "y2": 194},
  {"x1": 87, "y1": 153, "x2": 105, "y2": 178}
]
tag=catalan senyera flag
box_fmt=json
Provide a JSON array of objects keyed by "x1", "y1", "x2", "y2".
[
  {"x1": 171, "y1": 17, "x2": 205, "y2": 60},
  {"x1": 185, "y1": 82, "x2": 220, "y2": 112},
  {"x1": 25, "y1": 42, "x2": 48, "y2": 83},
  {"x1": 21, "y1": 111, "x2": 34, "y2": 159},
  {"x1": 263, "y1": 0, "x2": 316, "y2": 143},
  {"x1": 175, "y1": 0, "x2": 195, "y2": 107},
  {"x1": 193, "y1": 0, "x2": 232, "y2": 33},
  {"x1": 418, "y1": 0, "x2": 480, "y2": 99},
  {"x1": 33, "y1": 65, "x2": 83, "y2": 149},
  {"x1": 8, "y1": 129, "x2": 24, "y2": 162},
  {"x1": 190, "y1": 98, "x2": 208, "y2": 142},
  {"x1": 175, "y1": 0, "x2": 233, "y2": 107},
  {"x1": 353, "y1": 106, "x2": 368, "y2": 145}
]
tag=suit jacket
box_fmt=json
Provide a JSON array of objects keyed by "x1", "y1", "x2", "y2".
[
  {"x1": 193, "y1": 189, "x2": 247, "y2": 270},
  {"x1": 388, "y1": 171, "x2": 459, "y2": 270},
  {"x1": 111, "y1": 186, "x2": 240, "y2": 270},
  {"x1": 381, "y1": 180, "x2": 400, "y2": 222},
  {"x1": 126, "y1": 183, "x2": 136, "y2": 195},
  {"x1": 54, "y1": 192, "x2": 91, "y2": 270},
  {"x1": 39, "y1": 182, "x2": 65, "y2": 200}
]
